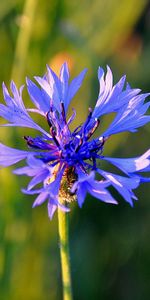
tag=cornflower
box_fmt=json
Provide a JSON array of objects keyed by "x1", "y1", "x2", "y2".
[{"x1": 0, "y1": 63, "x2": 150, "y2": 219}]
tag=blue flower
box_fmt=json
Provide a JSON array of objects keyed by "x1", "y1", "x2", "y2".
[{"x1": 0, "y1": 63, "x2": 150, "y2": 219}]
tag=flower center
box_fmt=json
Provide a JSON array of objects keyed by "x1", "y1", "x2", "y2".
[
  {"x1": 24, "y1": 105, "x2": 106, "y2": 171},
  {"x1": 59, "y1": 167, "x2": 77, "y2": 202}
]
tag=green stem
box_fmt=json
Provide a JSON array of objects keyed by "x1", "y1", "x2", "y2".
[
  {"x1": 58, "y1": 207, "x2": 73, "y2": 300},
  {"x1": 11, "y1": 0, "x2": 38, "y2": 84}
]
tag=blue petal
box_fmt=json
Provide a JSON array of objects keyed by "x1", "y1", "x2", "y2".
[
  {"x1": 13, "y1": 156, "x2": 45, "y2": 176},
  {"x1": 47, "y1": 198, "x2": 69, "y2": 220},
  {"x1": 34, "y1": 75, "x2": 59, "y2": 112},
  {"x1": 1, "y1": 82, "x2": 49, "y2": 136},
  {"x1": 59, "y1": 62, "x2": 69, "y2": 103},
  {"x1": 32, "y1": 191, "x2": 49, "y2": 207},
  {"x1": 103, "y1": 93, "x2": 150, "y2": 136},
  {"x1": 0, "y1": 143, "x2": 36, "y2": 167},
  {"x1": 103, "y1": 150, "x2": 150, "y2": 174},
  {"x1": 86, "y1": 179, "x2": 118, "y2": 204},
  {"x1": 26, "y1": 78, "x2": 50, "y2": 114},
  {"x1": 33, "y1": 64, "x2": 87, "y2": 113},
  {"x1": 76, "y1": 184, "x2": 87, "y2": 208},
  {"x1": 13, "y1": 166, "x2": 37, "y2": 176},
  {"x1": 92, "y1": 66, "x2": 140, "y2": 117},
  {"x1": 64, "y1": 68, "x2": 87, "y2": 112},
  {"x1": 45, "y1": 166, "x2": 65, "y2": 196},
  {"x1": 27, "y1": 170, "x2": 49, "y2": 190},
  {"x1": 47, "y1": 201, "x2": 57, "y2": 219},
  {"x1": 46, "y1": 65, "x2": 62, "y2": 110},
  {"x1": 14, "y1": 155, "x2": 53, "y2": 190},
  {"x1": 98, "y1": 169, "x2": 140, "y2": 206},
  {"x1": 72, "y1": 170, "x2": 117, "y2": 206}
]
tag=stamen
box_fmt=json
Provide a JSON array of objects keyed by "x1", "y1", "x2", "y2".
[
  {"x1": 99, "y1": 136, "x2": 107, "y2": 146},
  {"x1": 46, "y1": 111, "x2": 53, "y2": 127},
  {"x1": 99, "y1": 136, "x2": 104, "y2": 142},
  {"x1": 83, "y1": 107, "x2": 93, "y2": 131},
  {"x1": 60, "y1": 101, "x2": 66, "y2": 123},
  {"x1": 47, "y1": 110, "x2": 61, "y2": 142},
  {"x1": 50, "y1": 128, "x2": 60, "y2": 148},
  {"x1": 86, "y1": 118, "x2": 100, "y2": 140},
  {"x1": 24, "y1": 136, "x2": 38, "y2": 148},
  {"x1": 67, "y1": 108, "x2": 76, "y2": 125},
  {"x1": 75, "y1": 135, "x2": 83, "y2": 152}
]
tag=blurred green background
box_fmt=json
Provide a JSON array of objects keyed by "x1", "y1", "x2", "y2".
[{"x1": 0, "y1": 0, "x2": 150, "y2": 299}]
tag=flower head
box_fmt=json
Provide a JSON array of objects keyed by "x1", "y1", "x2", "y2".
[{"x1": 0, "y1": 63, "x2": 150, "y2": 219}]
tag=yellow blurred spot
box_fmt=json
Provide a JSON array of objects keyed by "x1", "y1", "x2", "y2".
[
  {"x1": 15, "y1": 14, "x2": 30, "y2": 29},
  {"x1": 49, "y1": 52, "x2": 74, "y2": 75}
]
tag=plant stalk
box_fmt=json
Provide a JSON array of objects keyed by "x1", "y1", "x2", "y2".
[
  {"x1": 58, "y1": 207, "x2": 73, "y2": 300},
  {"x1": 11, "y1": 0, "x2": 38, "y2": 84}
]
